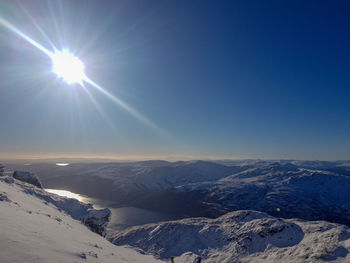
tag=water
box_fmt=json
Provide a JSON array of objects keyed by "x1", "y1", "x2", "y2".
[
  {"x1": 107, "y1": 207, "x2": 178, "y2": 233},
  {"x1": 45, "y1": 189, "x2": 85, "y2": 202},
  {"x1": 45, "y1": 188, "x2": 178, "y2": 233},
  {"x1": 55, "y1": 163, "x2": 70, "y2": 167}
]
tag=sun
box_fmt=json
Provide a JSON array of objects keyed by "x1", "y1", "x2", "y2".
[{"x1": 51, "y1": 49, "x2": 85, "y2": 85}]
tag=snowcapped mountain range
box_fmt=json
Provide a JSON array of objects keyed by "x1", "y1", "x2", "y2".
[
  {"x1": 8, "y1": 160, "x2": 350, "y2": 226},
  {"x1": 176, "y1": 162, "x2": 350, "y2": 226},
  {"x1": 112, "y1": 210, "x2": 350, "y2": 262},
  {"x1": 3, "y1": 160, "x2": 350, "y2": 262}
]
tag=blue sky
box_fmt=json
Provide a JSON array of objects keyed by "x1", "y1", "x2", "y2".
[{"x1": 0, "y1": 0, "x2": 349, "y2": 160}]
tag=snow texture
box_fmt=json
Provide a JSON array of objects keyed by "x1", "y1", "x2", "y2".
[
  {"x1": 0, "y1": 174, "x2": 163, "y2": 263},
  {"x1": 177, "y1": 162, "x2": 350, "y2": 226},
  {"x1": 7, "y1": 172, "x2": 112, "y2": 236},
  {"x1": 112, "y1": 210, "x2": 350, "y2": 263}
]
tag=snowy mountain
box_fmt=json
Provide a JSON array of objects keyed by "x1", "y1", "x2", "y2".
[
  {"x1": 176, "y1": 162, "x2": 350, "y2": 226},
  {"x1": 112, "y1": 210, "x2": 350, "y2": 263},
  {"x1": 0, "y1": 173, "x2": 163, "y2": 263},
  {"x1": 7, "y1": 160, "x2": 350, "y2": 225},
  {"x1": 3, "y1": 161, "x2": 350, "y2": 262}
]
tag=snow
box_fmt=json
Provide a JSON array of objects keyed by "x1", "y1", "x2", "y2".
[
  {"x1": 3, "y1": 173, "x2": 111, "y2": 236},
  {"x1": 112, "y1": 210, "x2": 350, "y2": 262},
  {"x1": 0, "y1": 175, "x2": 163, "y2": 263},
  {"x1": 177, "y1": 162, "x2": 350, "y2": 226},
  {"x1": 8, "y1": 161, "x2": 350, "y2": 226},
  {"x1": 3, "y1": 161, "x2": 350, "y2": 262}
]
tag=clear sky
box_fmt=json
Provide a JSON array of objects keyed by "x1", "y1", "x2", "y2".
[{"x1": 0, "y1": 0, "x2": 349, "y2": 160}]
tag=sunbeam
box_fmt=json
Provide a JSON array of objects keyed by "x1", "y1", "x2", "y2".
[
  {"x1": 0, "y1": 15, "x2": 164, "y2": 135},
  {"x1": 0, "y1": 16, "x2": 53, "y2": 57},
  {"x1": 16, "y1": 0, "x2": 56, "y2": 50},
  {"x1": 80, "y1": 82, "x2": 119, "y2": 130},
  {"x1": 84, "y1": 77, "x2": 163, "y2": 134}
]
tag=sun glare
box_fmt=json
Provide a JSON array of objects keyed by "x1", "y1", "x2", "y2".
[
  {"x1": 0, "y1": 16, "x2": 162, "y2": 134},
  {"x1": 51, "y1": 50, "x2": 85, "y2": 84}
]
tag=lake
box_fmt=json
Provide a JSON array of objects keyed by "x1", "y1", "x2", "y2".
[{"x1": 45, "y1": 188, "x2": 180, "y2": 234}]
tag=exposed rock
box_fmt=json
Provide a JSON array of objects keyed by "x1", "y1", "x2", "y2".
[
  {"x1": 13, "y1": 171, "x2": 43, "y2": 188},
  {"x1": 84, "y1": 208, "x2": 111, "y2": 237},
  {"x1": 0, "y1": 164, "x2": 4, "y2": 176},
  {"x1": 0, "y1": 192, "x2": 10, "y2": 202}
]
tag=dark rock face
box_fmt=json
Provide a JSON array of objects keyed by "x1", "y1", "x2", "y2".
[
  {"x1": 0, "y1": 164, "x2": 4, "y2": 176},
  {"x1": 0, "y1": 192, "x2": 10, "y2": 202},
  {"x1": 13, "y1": 171, "x2": 43, "y2": 188},
  {"x1": 83, "y1": 208, "x2": 111, "y2": 237}
]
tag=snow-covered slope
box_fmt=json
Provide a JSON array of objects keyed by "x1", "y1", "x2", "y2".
[
  {"x1": 1, "y1": 172, "x2": 112, "y2": 236},
  {"x1": 0, "y1": 175, "x2": 163, "y2": 263},
  {"x1": 112, "y1": 210, "x2": 350, "y2": 263},
  {"x1": 177, "y1": 163, "x2": 350, "y2": 226}
]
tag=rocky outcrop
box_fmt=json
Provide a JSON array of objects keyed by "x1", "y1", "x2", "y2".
[
  {"x1": 83, "y1": 208, "x2": 111, "y2": 237},
  {"x1": 13, "y1": 171, "x2": 43, "y2": 188},
  {"x1": 0, "y1": 164, "x2": 4, "y2": 176}
]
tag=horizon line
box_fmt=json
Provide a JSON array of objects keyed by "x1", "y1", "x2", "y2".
[{"x1": 0, "y1": 153, "x2": 348, "y2": 162}]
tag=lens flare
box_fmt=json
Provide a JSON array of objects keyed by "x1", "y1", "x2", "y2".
[
  {"x1": 0, "y1": 15, "x2": 166, "y2": 136},
  {"x1": 51, "y1": 49, "x2": 85, "y2": 84}
]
